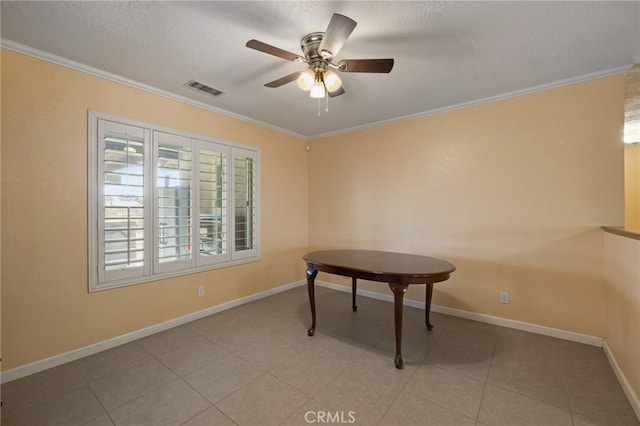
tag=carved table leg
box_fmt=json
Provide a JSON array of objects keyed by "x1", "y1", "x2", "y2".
[
  {"x1": 389, "y1": 282, "x2": 409, "y2": 369},
  {"x1": 306, "y1": 267, "x2": 319, "y2": 336},
  {"x1": 352, "y1": 277, "x2": 358, "y2": 311},
  {"x1": 425, "y1": 282, "x2": 434, "y2": 331}
]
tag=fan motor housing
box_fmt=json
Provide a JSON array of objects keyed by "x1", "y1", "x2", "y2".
[{"x1": 301, "y1": 32, "x2": 326, "y2": 62}]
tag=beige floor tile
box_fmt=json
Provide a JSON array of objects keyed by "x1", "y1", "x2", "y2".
[
  {"x1": 281, "y1": 398, "x2": 360, "y2": 426},
  {"x1": 333, "y1": 312, "x2": 433, "y2": 367},
  {"x1": 138, "y1": 326, "x2": 210, "y2": 357},
  {"x1": 268, "y1": 344, "x2": 352, "y2": 396},
  {"x1": 558, "y1": 340, "x2": 614, "y2": 371},
  {"x1": 572, "y1": 413, "x2": 602, "y2": 426},
  {"x1": 1, "y1": 363, "x2": 88, "y2": 418},
  {"x1": 298, "y1": 331, "x2": 369, "y2": 365},
  {"x1": 183, "y1": 349, "x2": 263, "y2": 403},
  {"x1": 437, "y1": 322, "x2": 500, "y2": 355},
  {"x1": 182, "y1": 406, "x2": 237, "y2": 426},
  {"x1": 338, "y1": 312, "x2": 426, "y2": 362},
  {"x1": 572, "y1": 411, "x2": 640, "y2": 426},
  {"x1": 314, "y1": 350, "x2": 416, "y2": 425},
  {"x1": 156, "y1": 338, "x2": 228, "y2": 377},
  {"x1": 564, "y1": 356, "x2": 624, "y2": 394},
  {"x1": 489, "y1": 354, "x2": 565, "y2": 387},
  {"x1": 311, "y1": 376, "x2": 391, "y2": 425},
  {"x1": 254, "y1": 302, "x2": 308, "y2": 324},
  {"x1": 232, "y1": 333, "x2": 303, "y2": 371},
  {"x1": 84, "y1": 414, "x2": 116, "y2": 426},
  {"x1": 75, "y1": 342, "x2": 153, "y2": 382},
  {"x1": 493, "y1": 328, "x2": 571, "y2": 369},
  {"x1": 89, "y1": 358, "x2": 178, "y2": 411},
  {"x1": 185, "y1": 314, "x2": 245, "y2": 340},
  {"x1": 237, "y1": 312, "x2": 298, "y2": 336},
  {"x1": 379, "y1": 391, "x2": 476, "y2": 426},
  {"x1": 355, "y1": 326, "x2": 438, "y2": 367},
  {"x1": 404, "y1": 364, "x2": 484, "y2": 419},
  {"x1": 478, "y1": 384, "x2": 573, "y2": 426},
  {"x1": 201, "y1": 319, "x2": 269, "y2": 352},
  {"x1": 109, "y1": 380, "x2": 211, "y2": 426},
  {"x1": 206, "y1": 303, "x2": 263, "y2": 323},
  {"x1": 423, "y1": 340, "x2": 492, "y2": 382},
  {"x1": 1, "y1": 385, "x2": 106, "y2": 426},
  {"x1": 266, "y1": 320, "x2": 319, "y2": 348},
  {"x1": 216, "y1": 373, "x2": 309, "y2": 425},
  {"x1": 567, "y1": 379, "x2": 639, "y2": 426},
  {"x1": 213, "y1": 297, "x2": 296, "y2": 325},
  {"x1": 488, "y1": 356, "x2": 569, "y2": 409}
]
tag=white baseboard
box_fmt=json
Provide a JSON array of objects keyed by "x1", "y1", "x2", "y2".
[
  {"x1": 1, "y1": 279, "x2": 306, "y2": 384},
  {"x1": 315, "y1": 280, "x2": 603, "y2": 347},
  {"x1": 603, "y1": 339, "x2": 640, "y2": 420}
]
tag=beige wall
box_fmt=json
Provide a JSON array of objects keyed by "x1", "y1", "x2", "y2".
[
  {"x1": 625, "y1": 143, "x2": 640, "y2": 231},
  {"x1": 309, "y1": 75, "x2": 625, "y2": 337},
  {"x1": 624, "y1": 64, "x2": 640, "y2": 231},
  {"x1": 1, "y1": 49, "x2": 309, "y2": 370},
  {"x1": 1, "y1": 47, "x2": 3, "y2": 373},
  {"x1": 604, "y1": 232, "x2": 640, "y2": 411}
]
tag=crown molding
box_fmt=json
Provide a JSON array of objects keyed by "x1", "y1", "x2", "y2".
[
  {"x1": 309, "y1": 65, "x2": 631, "y2": 141},
  {"x1": 0, "y1": 39, "x2": 308, "y2": 141}
]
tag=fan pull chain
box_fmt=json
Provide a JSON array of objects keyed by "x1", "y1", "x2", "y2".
[
  {"x1": 317, "y1": 98, "x2": 321, "y2": 118},
  {"x1": 325, "y1": 91, "x2": 329, "y2": 112}
]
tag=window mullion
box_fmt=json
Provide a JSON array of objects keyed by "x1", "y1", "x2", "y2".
[
  {"x1": 227, "y1": 150, "x2": 234, "y2": 258},
  {"x1": 152, "y1": 133, "x2": 159, "y2": 274},
  {"x1": 192, "y1": 139, "x2": 200, "y2": 268}
]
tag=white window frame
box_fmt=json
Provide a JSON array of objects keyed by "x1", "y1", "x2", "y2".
[{"x1": 88, "y1": 111, "x2": 261, "y2": 292}]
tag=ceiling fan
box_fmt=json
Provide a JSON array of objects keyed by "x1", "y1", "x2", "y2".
[{"x1": 246, "y1": 13, "x2": 394, "y2": 99}]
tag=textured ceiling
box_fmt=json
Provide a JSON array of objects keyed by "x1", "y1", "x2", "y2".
[{"x1": 1, "y1": 1, "x2": 639, "y2": 139}]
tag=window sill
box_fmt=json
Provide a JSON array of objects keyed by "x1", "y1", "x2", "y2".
[
  {"x1": 602, "y1": 226, "x2": 640, "y2": 241},
  {"x1": 89, "y1": 255, "x2": 260, "y2": 293}
]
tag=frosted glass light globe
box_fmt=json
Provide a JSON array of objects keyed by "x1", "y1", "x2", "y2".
[
  {"x1": 310, "y1": 81, "x2": 326, "y2": 98},
  {"x1": 323, "y1": 70, "x2": 342, "y2": 93},
  {"x1": 296, "y1": 69, "x2": 315, "y2": 91}
]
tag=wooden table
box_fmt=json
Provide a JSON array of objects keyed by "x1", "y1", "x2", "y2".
[{"x1": 304, "y1": 249, "x2": 455, "y2": 369}]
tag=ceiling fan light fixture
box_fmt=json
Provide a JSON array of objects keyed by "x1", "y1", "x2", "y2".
[
  {"x1": 247, "y1": 13, "x2": 393, "y2": 104},
  {"x1": 323, "y1": 70, "x2": 342, "y2": 92},
  {"x1": 296, "y1": 69, "x2": 315, "y2": 91},
  {"x1": 310, "y1": 69, "x2": 326, "y2": 98},
  {"x1": 310, "y1": 80, "x2": 326, "y2": 98}
]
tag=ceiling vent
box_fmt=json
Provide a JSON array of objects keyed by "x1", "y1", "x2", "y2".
[{"x1": 184, "y1": 80, "x2": 224, "y2": 97}]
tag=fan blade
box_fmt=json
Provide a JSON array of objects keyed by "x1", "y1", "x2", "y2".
[
  {"x1": 328, "y1": 87, "x2": 345, "y2": 98},
  {"x1": 264, "y1": 72, "x2": 300, "y2": 88},
  {"x1": 338, "y1": 59, "x2": 394, "y2": 73},
  {"x1": 246, "y1": 39, "x2": 304, "y2": 62},
  {"x1": 318, "y1": 14, "x2": 357, "y2": 58}
]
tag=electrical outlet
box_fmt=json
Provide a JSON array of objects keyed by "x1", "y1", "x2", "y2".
[
  {"x1": 197, "y1": 286, "x2": 205, "y2": 297},
  {"x1": 500, "y1": 291, "x2": 510, "y2": 304}
]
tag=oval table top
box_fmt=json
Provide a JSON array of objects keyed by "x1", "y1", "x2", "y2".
[{"x1": 303, "y1": 249, "x2": 456, "y2": 284}]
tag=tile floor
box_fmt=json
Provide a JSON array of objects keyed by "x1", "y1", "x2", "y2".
[{"x1": 1, "y1": 285, "x2": 638, "y2": 426}]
